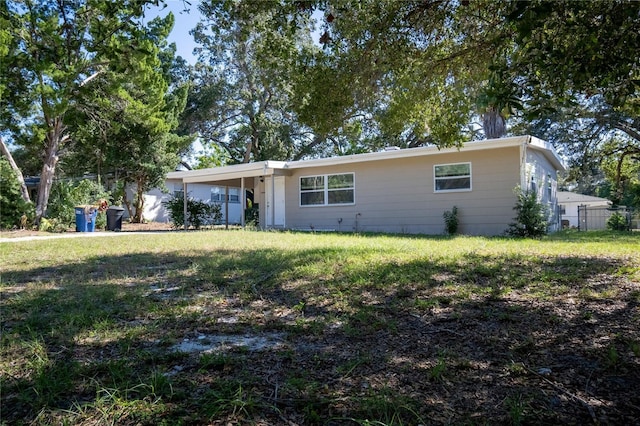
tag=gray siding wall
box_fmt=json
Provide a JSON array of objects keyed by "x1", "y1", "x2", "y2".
[
  {"x1": 282, "y1": 146, "x2": 522, "y2": 235},
  {"x1": 525, "y1": 148, "x2": 561, "y2": 231}
]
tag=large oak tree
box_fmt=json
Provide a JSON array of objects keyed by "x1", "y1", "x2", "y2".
[
  {"x1": 180, "y1": 1, "x2": 323, "y2": 164},
  {"x1": 504, "y1": 0, "x2": 640, "y2": 205}
]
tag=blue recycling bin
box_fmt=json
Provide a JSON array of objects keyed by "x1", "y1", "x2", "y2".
[{"x1": 75, "y1": 207, "x2": 98, "y2": 232}]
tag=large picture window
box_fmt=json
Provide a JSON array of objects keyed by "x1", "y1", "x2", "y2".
[
  {"x1": 300, "y1": 173, "x2": 355, "y2": 206},
  {"x1": 434, "y1": 163, "x2": 471, "y2": 192}
]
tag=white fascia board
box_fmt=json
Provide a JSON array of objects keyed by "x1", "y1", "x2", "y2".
[
  {"x1": 168, "y1": 161, "x2": 289, "y2": 184},
  {"x1": 167, "y1": 136, "x2": 564, "y2": 182},
  {"x1": 557, "y1": 191, "x2": 611, "y2": 204},
  {"x1": 526, "y1": 136, "x2": 566, "y2": 171},
  {"x1": 284, "y1": 136, "x2": 532, "y2": 170}
]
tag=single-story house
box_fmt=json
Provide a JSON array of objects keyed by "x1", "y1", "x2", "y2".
[
  {"x1": 166, "y1": 135, "x2": 565, "y2": 236},
  {"x1": 557, "y1": 191, "x2": 611, "y2": 229}
]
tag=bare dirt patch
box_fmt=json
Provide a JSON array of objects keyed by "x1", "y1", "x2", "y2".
[
  {"x1": 0, "y1": 221, "x2": 175, "y2": 240},
  {"x1": 1, "y1": 232, "x2": 638, "y2": 425}
]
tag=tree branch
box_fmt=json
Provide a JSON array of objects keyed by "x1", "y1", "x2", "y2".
[
  {"x1": 613, "y1": 120, "x2": 640, "y2": 143},
  {"x1": 79, "y1": 69, "x2": 104, "y2": 87},
  {"x1": 0, "y1": 136, "x2": 31, "y2": 203}
]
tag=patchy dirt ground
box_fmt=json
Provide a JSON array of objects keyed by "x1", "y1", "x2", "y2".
[
  {"x1": 0, "y1": 221, "x2": 174, "y2": 239},
  {"x1": 1, "y1": 232, "x2": 639, "y2": 425},
  {"x1": 152, "y1": 277, "x2": 640, "y2": 425}
]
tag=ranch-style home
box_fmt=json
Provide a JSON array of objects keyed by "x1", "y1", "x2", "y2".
[{"x1": 166, "y1": 135, "x2": 565, "y2": 236}]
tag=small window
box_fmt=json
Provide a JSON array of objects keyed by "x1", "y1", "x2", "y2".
[
  {"x1": 434, "y1": 163, "x2": 471, "y2": 192},
  {"x1": 174, "y1": 185, "x2": 184, "y2": 199},
  {"x1": 300, "y1": 173, "x2": 355, "y2": 206},
  {"x1": 211, "y1": 191, "x2": 240, "y2": 204},
  {"x1": 211, "y1": 191, "x2": 223, "y2": 203}
]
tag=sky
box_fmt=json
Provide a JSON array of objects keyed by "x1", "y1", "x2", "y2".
[
  {"x1": 143, "y1": 1, "x2": 323, "y2": 65},
  {"x1": 143, "y1": 0, "x2": 203, "y2": 64}
]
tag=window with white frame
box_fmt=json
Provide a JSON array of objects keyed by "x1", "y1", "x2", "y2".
[
  {"x1": 211, "y1": 193, "x2": 224, "y2": 203},
  {"x1": 434, "y1": 163, "x2": 471, "y2": 192},
  {"x1": 300, "y1": 173, "x2": 355, "y2": 206},
  {"x1": 174, "y1": 184, "x2": 184, "y2": 199},
  {"x1": 211, "y1": 189, "x2": 241, "y2": 203}
]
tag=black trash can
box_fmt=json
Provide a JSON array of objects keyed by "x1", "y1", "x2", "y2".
[{"x1": 106, "y1": 206, "x2": 125, "y2": 231}]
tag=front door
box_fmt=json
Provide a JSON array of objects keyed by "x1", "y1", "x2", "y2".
[{"x1": 265, "y1": 175, "x2": 285, "y2": 227}]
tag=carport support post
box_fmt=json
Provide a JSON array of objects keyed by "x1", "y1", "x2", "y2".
[
  {"x1": 183, "y1": 182, "x2": 188, "y2": 230},
  {"x1": 224, "y1": 186, "x2": 229, "y2": 229},
  {"x1": 271, "y1": 174, "x2": 275, "y2": 228},
  {"x1": 240, "y1": 177, "x2": 245, "y2": 228}
]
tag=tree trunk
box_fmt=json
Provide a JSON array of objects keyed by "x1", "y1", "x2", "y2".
[
  {"x1": 0, "y1": 135, "x2": 31, "y2": 203},
  {"x1": 612, "y1": 150, "x2": 633, "y2": 206},
  {"x1": 131, "y1": 177, "x2": 146, "y2": 223},
  {"x1": 35, "y1": 118, "x2": 68, "y2": 225},
  {"x1": 122, "y1": 194, "x2": 134, "y2": 220},
  {"x1": 243, "y1": 140, "x2": 252, "y2": 163},
  {"x1": 482, "y1": 106, "x2": 506, "y2": 139}
]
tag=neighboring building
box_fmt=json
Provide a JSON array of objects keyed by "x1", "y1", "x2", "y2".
[
  {"x1": 557, "y1": 191, "x2": 611, "y2": 229},
  {"x1": 166, "y1": 136, "x2": 565, "y2": 236}
]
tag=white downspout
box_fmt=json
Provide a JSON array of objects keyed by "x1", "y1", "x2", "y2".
[
  {"x1": 520, "y1": 139, "x2": 528, "y2": 189},
  {"x1": 271, "y1": 174, "x2": 276, "y2": 228}
]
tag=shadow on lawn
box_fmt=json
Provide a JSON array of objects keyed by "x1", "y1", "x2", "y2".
[{"x1": 1, "y1": 245, "x2": 639, "y2": 424}]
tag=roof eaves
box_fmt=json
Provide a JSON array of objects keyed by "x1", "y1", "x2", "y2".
[
  {"x1": 557, "y1": 192, "x2": 612, "y2": 204},
  {"x1": 527, "y1": 136, "x2": 566, "y2": 171},
  {"x1": 285, "y1": 136, "x2": 532, "y2": 169}
]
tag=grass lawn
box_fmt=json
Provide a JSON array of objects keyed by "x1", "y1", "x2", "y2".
[{"x1": 1, "y1": 230, "x2": 639, "y2": 425}]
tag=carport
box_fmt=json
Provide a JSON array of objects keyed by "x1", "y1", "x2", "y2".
[{"x1": 166, "y1": 161, "x2": 289, "y2": 229}]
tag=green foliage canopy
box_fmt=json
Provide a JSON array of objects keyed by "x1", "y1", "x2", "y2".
[
  {"x1": 66, "y1": 13, "x2": 192, "y2": 222},
  {"x1": 180, "y1": 1, "x2": 322, "y2": 164},
  {"x1": 0, "y1": 0, "x2": 168, "y2": 224}
]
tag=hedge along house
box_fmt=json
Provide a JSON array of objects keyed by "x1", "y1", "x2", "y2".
[{"x1": 166, "y1": 135, "x2": 565, "y2": 235}]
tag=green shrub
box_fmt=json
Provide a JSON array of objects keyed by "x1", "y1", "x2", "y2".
[
  {"x1": 443, "y1": 206, "x2": 459, "y2": 235},
  {"x1": 0, "y1": 157, "x2": 34, "y2": 229},
  {"x1": 47, "y1": 179, "x2": 110, "y2": 229},
  {"x1": 506, "y1": 187, "x2": 548, "y2": 238},
  {"x1": 46, "y1": 180, "x2": 75, "y2": 227},
  {"x1": 38, "y1": 217, "x2": 68, "y2": 233},
  {"x1": 606, "y1": 212, "x2": 629, "y2": 231},
  {"x1": 245, "y1": 204, "x2": 259, "y2": 228},
  {"x1": 163, "y1": 193, "x2": 222, "y2": 229}
]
